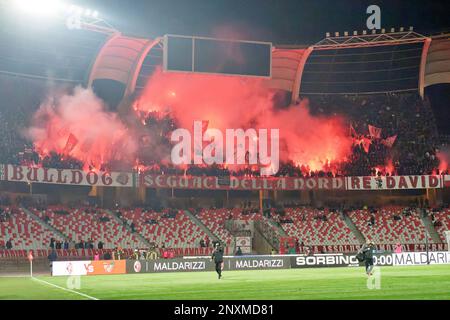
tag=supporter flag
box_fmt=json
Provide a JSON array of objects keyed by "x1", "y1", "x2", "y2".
[
  {"x1": 349, "y1": 124, "x2": 358, "y2": 138},
  {"x1": 382, "y1": 135, "x2": 397, "y2": 148},
  {"x1": 368, "y1": 125, "x2": 382, "y2": 139},
  {"x1": 361, "y1": 137, "x2": 372, "y2": 153},
  {"x1": 63, "y1": 133, "x2": 79, "y2": 154}
]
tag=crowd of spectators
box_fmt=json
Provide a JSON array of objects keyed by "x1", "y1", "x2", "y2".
[
  {"x1": 308, "y1": 92, "x2": 446, "y2": 176},
  {"x1": 0, "y1": 73, "x2": 448, "y2": 177}
]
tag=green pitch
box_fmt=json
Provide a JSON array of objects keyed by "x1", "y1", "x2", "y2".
[{"x1": 0, "y1": 265, "x2": 449, "y2": 300}]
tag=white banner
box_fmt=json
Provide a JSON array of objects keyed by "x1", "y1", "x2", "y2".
[
  {"x1": 2, "y1": 164, "x2": 135, "y2": 187},
  {"x1": 52, "y1": 261, "x2": 91, "y2": 276},
  {"x1": 393, "y1": 251, "x2": 450, "y2": 266},
  {"x1": 346, "y1": 175, "x2": 443, "y2": 190}
]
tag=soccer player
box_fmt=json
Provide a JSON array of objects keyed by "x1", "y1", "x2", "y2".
[
  {"x1": 211, "y1": 243, "x2": 224, "y2": 279},
  {"x1": 360, "y1": 240, "x2": 376, "y2": 276}
]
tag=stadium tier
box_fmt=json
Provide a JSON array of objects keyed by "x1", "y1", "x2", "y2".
[
  {"x1": 30, "y1": 206, "x2": 144, "y2": 249},
  {"x1": 428, "y1": 207, "x2": 450, "y2": 242},
  {"x1": 0, "y1": 206, "x2": 60, "y2": 250},
  {"x1": 196, "y1": 208, "x2": 263, "y2": 246},
  {"x1": 119, "y1": 208, "x2": 209, "y2": 248},
  {"x1": 1, "y1": 205, "x2": 448, "y2": 253},
  {"x1": 275, "y1": 208, "x2": 360, "y2": 246},
  {"x1": 348, "y1": 207, "x2": 432, "y2": 244}
]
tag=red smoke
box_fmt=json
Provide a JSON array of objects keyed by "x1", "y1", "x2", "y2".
[
  {"x1": 437, "y1": 148, "x2": 450, "y2": 174},
  {"x1": 26, "y1": 87, "x2": 137, "y2": 170},
  {"x1": 26, "y1": 70, "x2": 353, "y2": 174},
  {"x1": 135, "y1": 68, "x2": 353, "y2": 172}
]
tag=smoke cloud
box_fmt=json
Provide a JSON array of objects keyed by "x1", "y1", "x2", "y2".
[
  {"x1": 134, "y1": 68, "x2": 353, "y2": 172},
  {"x1": 26, "y1": 87, "x2": 137, "y2": 170}
]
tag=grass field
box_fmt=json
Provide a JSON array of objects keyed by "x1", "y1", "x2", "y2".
[{"x1": 0, "y1": 265, "x2": 449, "y2": 300}]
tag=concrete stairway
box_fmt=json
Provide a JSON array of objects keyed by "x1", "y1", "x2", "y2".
[
  {"x1": 254, "y1": 218, "x2": 282, "y2": 250},
  {"x1": 183, "y1": 210, "x2": 220, "y2": 242},
  {"x1": 342, "y1": 213, "x2": 366, "y2": 244},
  {"x1": 105, "y1": 209, "x2": 152, "y2": 247},
  {"x1": 21, "y1": 207, "x2": 70, "y2": 241},
  {"x1": 270, "y1": 220, "x2": 287, "y2": 237},
  {"x1": 419, "y1": 209, "x2": 442, "y2": 243},
  {"x1": 253, "y1": 225, "x2": 276, "y2": 254}
]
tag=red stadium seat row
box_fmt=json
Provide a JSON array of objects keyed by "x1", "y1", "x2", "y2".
[
  {"x1": 120, "y1": 208, "x2": 210, "y2": 248},
  {"x1": 348, "y1": 207, "x2": 433, "y2": 244},
  {"x1": 275, "y1": 208, "x2": 360, "y2": 246}
]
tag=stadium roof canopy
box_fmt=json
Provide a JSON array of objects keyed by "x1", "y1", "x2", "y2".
[
  {"x1": 299, "y1": 31, "x2": 430, "y2": 95},
  {"x1": 424, "y1": 35, "x2": 450, "y2": 88},
  {"x1": 0, "y1": 19, "x2": 107, "y2": 83}
]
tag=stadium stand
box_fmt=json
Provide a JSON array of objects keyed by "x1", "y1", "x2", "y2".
[
  {"x1": 348, "y1": 207, "x2": 433, "y2": 244},
  {"x1": 274, "y1": 207, "x2": 360, "y2": 245},
  {"x1": 119, "y1": 208, "x2": 210, "y2": 248},
  {"x1": 196, "y1": 208, "x2": 263, "y2": 245},
  {"x1": 30, "y1": 206, "x2": 144, "y2": 249},
  {"x1": 308, "y1": 92, "x2": 444, "y2": 176},
  {"x1": 0, "y1": 203, "x2": 448, "y2": 257},
  {"x1": 427, "y1": 206, "x2": 450, "y2": 242},
  {"x1": 0, "y1": 206, "x2": 60, "y2": 250}
]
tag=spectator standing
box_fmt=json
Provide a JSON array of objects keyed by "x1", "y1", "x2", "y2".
[
  {"x1": 47, "y1": 249, "x2": 57, "y2": 271},
  {"x1": 6, "y1": 238, "x2": 12, "y2": 249}
]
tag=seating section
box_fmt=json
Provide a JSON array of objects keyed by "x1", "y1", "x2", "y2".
[
  {"x1": 276, "y1": 208, "x2": 360, "y2": 245},
  {"x1": 348, "y1": 207, "x2": 432, "y2": 244},
  {"x1": 2, "y1": 204, "x2": 446, "y2": 252},
  {"x1": 120, "y1": 208, "x2": 209, "y2": 248},
  {"x1": 31, "y1": 206, "x2": 144, "y2": 249},
  {"x1": 196, "y1": 209, "x2": 262, "y2": 245},
  {"x1": 0, "y1": 206, "x2": 60, "y2": 250},
  {"x1": 432, "y1": 207, "x2": 450, "y2": 242}
]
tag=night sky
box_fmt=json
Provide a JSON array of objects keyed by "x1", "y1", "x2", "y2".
[{"x1": 70, "y1": 0, "x2": 450, "y2": 44}]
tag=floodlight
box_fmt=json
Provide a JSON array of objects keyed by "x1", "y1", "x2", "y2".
[
  {"x1": 12, "y1": 0, "x2": 64, "y2": 17},
  {"x1": 85, "y1": 9, "x2": 91, "y2": 16},
  {"x1": 92, "y1": 10, "x2": 99, "y2": 18}
]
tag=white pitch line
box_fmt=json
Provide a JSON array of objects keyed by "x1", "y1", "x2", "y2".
[{"x1": 31, "y1": 277, "x2": 99, "y2": 300}]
